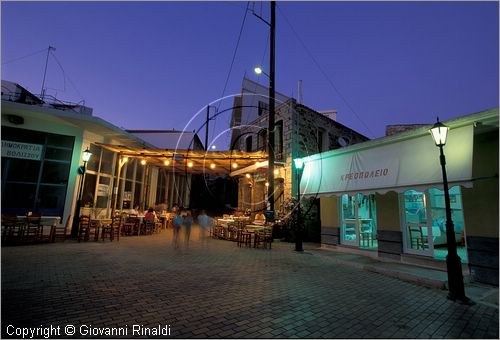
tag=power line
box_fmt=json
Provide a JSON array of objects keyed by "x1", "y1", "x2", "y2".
[
  {"x1": 276, "y1": 4, "x2": 375, "y2": 138},
  {"x1": 1, "y1": 48, "x2": 47, "y2": 65},
  {"x1": 50, "y1": 52, "x2": 85, "y2": 102},
  {"x1": 213, "y1": 1, "x2": 251, "y2": 141}
]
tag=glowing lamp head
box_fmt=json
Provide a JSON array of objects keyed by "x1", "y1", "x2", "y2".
[
  {"x1": 265, "y1": 182, "x2": 269, "y2": 187},
  {"x1": 429, "y1": 118, "x2": 449, "y2": 147},
  {"x1": 245, "y1": 173, "x2": 251, "y2": 179},
  {"x1": 122, "y1": 156, "x2": 129, "y2": 163},
  {"x1": 274, "y1": 169, "x2": 279, "y2": 176},
  {"x1": 210, "y1": 163, "x2": 216, "y2": 169},
  {"x1": 164, "y1": 160, "x2": 170, "y2": 166},
  {"x1": 82, "y1": 147, "x2": 92, "y2": 163},
  {"x1": 187, "y1": 161, "x2": 194, "y2": 168},
  {"x1": 232, "y1": 163, "x2": 238, "y2": 169},
  {"x1": 294, "y1": 158, "x2": 304, "y2": 170},
  {"x1": 211, "y1": 145, "x2": 216, "y2": 150},
  {"x1": 141, "y1": 159, "x2": 146, "y2": 166},
  {"x1": 254, "y1": 66, "x2": 263, "y2": 75}
]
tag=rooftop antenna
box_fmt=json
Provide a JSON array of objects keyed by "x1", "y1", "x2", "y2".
[{"x1": 40, "y1": 45, "x2": 56, "y2": 100}]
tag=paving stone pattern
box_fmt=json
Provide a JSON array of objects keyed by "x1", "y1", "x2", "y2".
[{"x1": 2, "y1": 226, "x2": 498, "y2": 339}]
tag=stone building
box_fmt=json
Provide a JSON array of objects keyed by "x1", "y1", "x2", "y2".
[{"x1": 229, "y1": 78, "x2": 368, "y2": 239}]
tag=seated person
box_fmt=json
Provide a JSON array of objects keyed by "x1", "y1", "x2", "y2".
[
  {"x1": 144, "y1": 207, "x2": 157, "y2": 222},
  {"x1": 253, "y1": 210, "x2": 266, "y2": 225}
]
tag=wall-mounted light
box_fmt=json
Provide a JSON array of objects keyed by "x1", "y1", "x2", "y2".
[
  {"x1": 245, "y1": 173, "x2": 251, "y2": 179},
  {"x1": 210, "y1": 163, "x2": 216, "y2": 169},
  {"x1": 164, "y1": 160, "x2": 170, "y2": 166},
  {"x1": 187, "y1": 161, "x2": 194, "y2": 168},
  {"x1": 232, "y1": 163, "x2": 238, "y2": 169},
  {"x1": 141, "y1": 159, "x2": 146, "y2": 166}
]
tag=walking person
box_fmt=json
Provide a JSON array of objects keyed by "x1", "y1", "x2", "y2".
[
  {"x1": 183, "y1": 210, "x2": 193, "y2": 248},
  {"x1": 197, "y1": 210, "x2": 211, "y2": 242},
  {"x1": 172, "y1": 210, "x2": 183, "y2": 249}
]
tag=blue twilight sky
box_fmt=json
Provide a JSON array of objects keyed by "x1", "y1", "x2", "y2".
[{"x1": 1, "y1": 1, "x2": 498, "y2": 148}]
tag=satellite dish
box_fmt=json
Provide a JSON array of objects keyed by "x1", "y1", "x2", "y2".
[{"x1": 338, "y1": 136, "x2": 349, "y2": 147}]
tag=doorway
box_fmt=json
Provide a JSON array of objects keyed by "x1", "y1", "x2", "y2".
[{"x1": 340, "y1": 194, "x2": 378, "y2": 250}]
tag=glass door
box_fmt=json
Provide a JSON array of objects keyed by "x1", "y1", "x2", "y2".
[
  {"x1": 341, "y1": 194, "x2": 378, "y2": 249},
  {"x1": 402, "y1": 190, "x2": 434, "y2": 256},
  {"x1": 341, "y1": 194, "x2": 358, "y2": 246}
]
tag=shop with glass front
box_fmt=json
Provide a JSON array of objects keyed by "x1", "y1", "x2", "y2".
[{"x1": 298, "y1": 109, "x2": 498, "y2": 285}]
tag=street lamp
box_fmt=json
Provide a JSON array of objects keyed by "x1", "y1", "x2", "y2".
[
  {"x1": 429, "y1": 118, "x2": 468, "y2": 302},
  {"x1": 294, "y1": 158, "x2": 304, "y2": 252},
  {"x1": 71, "y1": 147, "x2": 92, "y2": 237}
]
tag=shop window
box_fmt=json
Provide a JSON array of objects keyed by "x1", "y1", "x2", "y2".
[
  {"x1": 401, "y1": 187, "x2": 467, "y2": 262},
  {"x1": 5, "y1": 158, "x2": 40, "y2": 182},
  {"x1": 44, "y1": 147, "x2": 72, "y2": 161},
  {"x1": 82, "y1": 173, "x2": 97, "y2": 208},
  {"x1": 1, "y1": 126, "x2": 74, "y2": 216},
  {"x1": 100, "y1": 149, "x2": 115, "y2": 175},
  {"x1": 95, "y1": 176, "x2": 111, "y2": 208},
  {"x1": 86, "y1": 144, "x2": 101, "y2": 172},
  {"x1": 126, "y1": 159, "x2": 136, "y2": 180},
  {"x1": 2, "y1": 183, "x2": 36, "y2": 209},
  {"x1": 41, "y1": 161, "x2": 70, "y2": 184},
  {"x1": 340, "y1": 194, "x2": 377, "y2": 249}
]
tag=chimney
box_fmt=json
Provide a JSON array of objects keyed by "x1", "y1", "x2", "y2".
[{"x1": 297, "y1": 80, "x2": 303, "y2": 104}]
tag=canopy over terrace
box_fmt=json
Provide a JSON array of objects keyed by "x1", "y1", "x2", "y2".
[{"x1": 95, "y1": 142, "x2": 268, "y2": 175}]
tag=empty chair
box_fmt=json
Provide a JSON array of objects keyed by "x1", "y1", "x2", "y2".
[
  {"x1": 52, "y1": 215, "x2": 70, "y2": 242},
  {"x1": 254, "y1": 228, "x2": 273, "y2": 249},
  {"x1": 23, "y1": 213, "x2": 42, "y2": 244}
]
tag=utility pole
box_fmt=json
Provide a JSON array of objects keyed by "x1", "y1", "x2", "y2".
[
  {"x1": 40, "y1": 46, "x2": 55, "y2": 101},
  {"x1": 205, "y1": 105, "x2": 210, "y2": 150},
  {"x1": 268, "y1": 0, "x2": 276, "y2": 216}
]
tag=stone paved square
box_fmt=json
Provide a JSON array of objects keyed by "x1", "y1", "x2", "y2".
[{"x1": 2, "y1": 227, "x2": 498, "y2": 338}]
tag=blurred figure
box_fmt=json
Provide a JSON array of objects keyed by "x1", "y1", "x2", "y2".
[
  {"x1": 183, "y1": 210, "x2": 193, "y2": 247},
  {"x1": 144, "y1": 207, "x2": 157, "y2": 222},
  {"x1": 197, "y1": 210, "x2": 211, "y2": 241},
  {"x1": 172, "y1": 210, "x2": 183, "y2": 249}
]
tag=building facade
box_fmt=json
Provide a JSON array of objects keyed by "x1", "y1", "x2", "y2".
[
  {"x1": 229, "y1": 78, "x2": 368, "y2": 240},
  {"x1": 1, "y1": 80, "x2": 195, "y2": 231},
  {"x1": 298, "y1": 108, "x2": 499, "y2": 285}
]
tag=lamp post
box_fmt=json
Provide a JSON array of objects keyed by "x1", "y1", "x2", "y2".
[
  {"x1": 71, "y1": 147, "x2": 92, "y2": 237},
  {"x1": 429, "y1": 118, "x2": 468, "y2": 302},
  {"x1": 294, "y1": 158, "x2": 304, "y2": 252}
]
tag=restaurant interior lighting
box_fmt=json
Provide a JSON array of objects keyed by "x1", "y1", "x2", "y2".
[
  {"x1": 187, "y1": 161, "x2": 194, "y2": 168},
  {"x1": 140, "y1": 159, "x2": 146, "y2": 165},
  {"x1": 122, "y1": 156, "x2": 129, "y2": 163},
  {"x1": 274, "y1": 169, "x2": 279, "y2": 175},
  {"x1": 245, "y1": 173, "x2": 251, "y2": 179},
  {"x1": 265, "y1": 182, "x2": 269, "y2": 187},
  {"x1": 210, "y1": 163, "x2": 216, "y2": 169},
  {"x1": 164, "y1": 160, "x2": 170, "y2": 166},
  {"x1": 232, "y1": 162, "x2": 238, "y2": 169}
]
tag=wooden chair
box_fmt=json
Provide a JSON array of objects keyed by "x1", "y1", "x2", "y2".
[
  {"x1": 78, "y1": 215, "x2": 96, "y2": 242},
  {"x1": 237, "y1": 228, "x2": 252, "y2": 248},
  {"x1": 52, "y1": 215, "x2": 69, "y2": 242},
  {"x1": 408, "y1": 223, "x2": 427, "y2": 250},
  {"x1": 2, "y1": 214, "x2": 24, "y2": 244},
  {"x1": 122, "y1": 216, "x2": 140, "y2": 236},
  {"x1": 23, "y1": 213, "x2": 42, "y2": 244},
  {"x1": 110, "y1": 215, "x2": 121, "y2": 241},
  {"x1": 254, "y1": 228, "x2": 273, "y2": 249}
]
